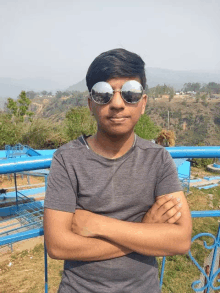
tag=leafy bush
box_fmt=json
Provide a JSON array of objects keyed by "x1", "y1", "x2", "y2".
[
  {"x1": 65, "y1": 107, "x2": 97, "y2": 140},
  {"x1": 191, "y1": 158, "x2": 214, "y2": 168},
  {"x1": 0, "y1": 113, "x2": 23, "y2": 149},
  {"x1": 134, "y1": 113, "x2": 161, "y2": 140},
  {"x1": 21, "y1": 118, "x2": 67, "y2": 149}
]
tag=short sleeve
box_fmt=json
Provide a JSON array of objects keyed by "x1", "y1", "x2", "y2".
[
  {"x1": 155, "y1": 149, "x2": 183, "y2": 197},
  {"x1": 44, "y1": 153, "x2": 77, "y2": 213}
]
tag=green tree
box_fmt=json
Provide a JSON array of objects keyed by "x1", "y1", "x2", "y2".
[
  {"x1": 0, "y1": 113, "x2": 22, "y2": 149},
  {"x1": 6, "y1": 91, "x2": 33, "y2": 122},
  {"x1": 200, "y1": 94, "x2": 207, "y2": 101},
  {"x1": 55, "y1": 91, "x2": 63, "y2": 99},
  {"x1": 148, "y1": 84, "x2": 175, "y2": 100},
  {"x1": 17, "y1": 91, "x2": 33, "y2": 121},
  {"x1": 134, "y1": 113, "x2": 161, "y2": 140},
  {"x1": 195, "y1": 92, "x2": 200, "y2": 103},
  {"x1": 200, "y1": 82, "x2": 220, "y2": 94},
  {"x1": 169, "y1": 88, "x2": 175, "y2": 102},
  {"x1": 41, "y1": 90, "x2": 48, "y2": 96},
  {"x1": 26, "y1": 91, "x2": 37, "y2": 99},
  {"x1": 207, "y1": 82, "x2": 220, "y2": 94},
  {"x1": 7, "y1": 98, "x2": 18, "y2": 117},
  {"x1": 183, "y1": 82, "x2": 201, "y2": 92}
]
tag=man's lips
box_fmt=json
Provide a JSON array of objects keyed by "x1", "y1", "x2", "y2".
[{"x1": 108, "y1": 116, "x2": 129, "y2": 122}]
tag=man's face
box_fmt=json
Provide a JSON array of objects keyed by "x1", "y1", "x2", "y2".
[{"x1": 88, "y1": 77, "x2": 147, "y2": 137}]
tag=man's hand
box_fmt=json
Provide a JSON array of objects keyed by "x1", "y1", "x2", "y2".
[
  {"x1": 71, "y1": 191, "x2": 191, "y2": 256},
  {"x1": 72, "y1": 209, "x2": 103, "y2": 237},
  {"x1": 142, "y1": 194, "x2": 182, "y2": 224},
  {"x1": 72, "y1": 194, "x2": 182, "y2": 238}
]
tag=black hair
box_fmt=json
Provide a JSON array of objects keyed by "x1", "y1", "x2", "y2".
[{"x1": 86, "y1": 48, "x2": 147, "y2": 92}]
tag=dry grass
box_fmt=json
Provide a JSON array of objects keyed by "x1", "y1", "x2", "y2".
[
  {"x1": 0, "y1": 174, "x2": 45, "y2": 190},
  {"x1": 0, "y1": 241, "x2": 63, "y2": 292},
  {"x1": 159, "y1": 184, "x2": 220, "y2": 292},
  {"x1": 1, "y1": 182, "x2": 220, "y2": 292}
]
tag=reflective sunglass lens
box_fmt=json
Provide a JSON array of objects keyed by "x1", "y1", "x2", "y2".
[
  {"x1": 122, "y1": 91, "x2": 142, "y2": 103},
  {"x1": 121, "y1": 80, "x2": 143, "y2": 103},
  {"x1": 91, "y1": 90, "x2": 112, "y2": 104},
  {"x1": 91, "y1": 82, "x2": 113, "y2": 104}
]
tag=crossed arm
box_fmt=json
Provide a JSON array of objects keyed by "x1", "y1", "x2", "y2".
[{"x1": 44, "y1": 191, "x2": 192, "y2": 261}]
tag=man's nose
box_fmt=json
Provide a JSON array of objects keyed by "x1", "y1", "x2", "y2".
[{"x1": 109, "y1": 91, "x2": 125, "y2": 109}]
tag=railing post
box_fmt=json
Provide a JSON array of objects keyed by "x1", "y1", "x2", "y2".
[
  {"x1": 13, "y1": 173, "x2": 18, "y2": 212},
  {"x1": 206, "y1": 225, "x2": 220, "y2": 293},
  {"x1": 44, "y1": 242, "x2": 48, "y2": 293},
  {"x1": 160, "y1": 256, "x2": 166, "y2": 290},
  {"x1": 44, "y1": 173, "x2": 48, "y2": 293}
]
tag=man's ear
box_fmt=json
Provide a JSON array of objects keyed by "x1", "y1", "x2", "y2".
[{"x1": 141, "y1": 94, "x2": 147, "y2": 115}]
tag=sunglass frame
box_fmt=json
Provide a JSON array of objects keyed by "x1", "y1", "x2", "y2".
[{"x1": 89, "y1": 80, "x2": 144, "y2": 105}]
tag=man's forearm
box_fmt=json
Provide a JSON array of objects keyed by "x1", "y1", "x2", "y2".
[
  {"x1": 73, "y1": 191, "x2": 192, "y2": 257},
  {"x1": 96, "y1": 218, "x2": 191, "y2": 256},
  {"x1": 44, "y1": 209, "x2": 132, "y2": 261},
  {"x1": 47, "y1": 231, "x2": 132, "y2": 261}
]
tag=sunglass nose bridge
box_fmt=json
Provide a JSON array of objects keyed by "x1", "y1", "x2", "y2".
[
  {"x1": 109, "y1": 90, "x2": 125, "y2": 105},
  {"x1": 112, "y1": 89, "x2": 122, "y2": 93}
]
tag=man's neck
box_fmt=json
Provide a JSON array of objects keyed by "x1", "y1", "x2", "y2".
[{"x1": 86, "y1": 131, "x2": 136, "y2": 159}]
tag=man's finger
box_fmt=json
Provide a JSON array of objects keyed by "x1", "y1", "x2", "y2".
[
  {"x1": 159, "y1": 199, "x2": 180, "y2": 214},
  {"x1": 148, "y1": 195, "x2": 176, "y2": 220},
  {"x1": 155, "y1": 194, "x2": 175, "y2": 210},
  {"x1": 160, "y1": 200, "x2": 182, "y2": 220},
  {"x1": 166, "y1": 211, "x2": 182, "y2": 224}
]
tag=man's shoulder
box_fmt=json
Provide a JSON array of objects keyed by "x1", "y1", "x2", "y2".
[
  {"x1": 135, "y1": 135, "x2": 164, "y2": 151},
  {"x1": 53, "y1": 136, "x2": 85, "y2": 157},
  {"x1": 135, "y1": 136, "x2": 172, "y2": 164}
]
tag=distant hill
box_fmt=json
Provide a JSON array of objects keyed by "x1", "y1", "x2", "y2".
[
  {"x1": 1, "y1": 68, "x2": 219, "y2": 110},
  {"x1": 67, "y1": 68, "x2": 220, "y2": 92},
  {"x1": 27, "y1": 93, "x2": 220, "y2": 146},
  {"x1": 0, "y1": 77, "x2": 67, "y2": 109},
  {"x1": 67, "y1": 79, "x2": 87, "y2": 92},
  {"x1": 146, "y1": 68, "x2": 220, "y2": 90}
]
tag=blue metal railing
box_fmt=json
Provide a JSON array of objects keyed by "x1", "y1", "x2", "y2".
[
  {"x1": 0, "y1": 146, "x2": 220, "y2": 293},
  {"x1": 5, "y1": 143, "x2": 41, "y2": 158},
  {"x1": 159, "y1": 210, "x2": 220, "y2": 292},
  {"x1": 1, "y1": 146, "x2": 220, "y2": 174}
]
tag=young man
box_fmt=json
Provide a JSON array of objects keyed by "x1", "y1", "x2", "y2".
[{"x1": 44, "y1": 48, "x2": 192, "y2": 293}]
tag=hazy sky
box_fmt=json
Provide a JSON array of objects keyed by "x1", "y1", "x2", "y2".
[{"x1": 1, "y1": 0, "x2": 220, "y2": 88}]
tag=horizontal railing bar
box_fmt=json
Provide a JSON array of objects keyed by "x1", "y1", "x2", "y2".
[
  {"x1": 0, "y1": 228, "x2": 44, "y2": 245},
  {"x1": 191, "y1": 210, "x2": 220, "y2": 217},
  {"x1": 2, "y1": 183, "x2": 45, "y2": 191},
  {"x1": 168, "y1": 146, "x2": 220, "y2": 158},
  {"x1": 0, "y1": 155, "x2": 52, "y2": 174},
  {"x1": 0, "y1": 219, "x2": 43, "y2": 236},
  {"x1": 0, "y1": 146, "x2": 220, "y2": 174}
]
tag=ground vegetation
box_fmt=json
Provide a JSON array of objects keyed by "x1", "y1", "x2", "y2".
[
  {"x1": 1, "y1": 173, "x2": 220, "y2": 292},
  {"x1": 1, "y1": 86, "x2": 220, "y2": 149}
]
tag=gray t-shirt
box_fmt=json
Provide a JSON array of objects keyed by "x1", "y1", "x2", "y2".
[{"x1": 44, "y1": 135, "x2": 182, "y2": 293}]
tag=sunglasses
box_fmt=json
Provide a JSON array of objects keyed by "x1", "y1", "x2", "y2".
[{"x1": 90, "y1": 80, "x2": 144, "y2": 105}]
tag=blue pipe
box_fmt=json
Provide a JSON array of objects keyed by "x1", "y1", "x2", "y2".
[
  {"x1": 167, "y1": 146, "x2": 220, "y2": 158},
  {"x1": 0, "y1": 155, "x2": 52, "y2": 174},
  {"x1": 0, "y1": 146, "x2": 220, "y2": 174}
]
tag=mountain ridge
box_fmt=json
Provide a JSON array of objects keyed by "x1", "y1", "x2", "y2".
[
  {"x1": 67, "y1": 67, "x2": 220, "y2": 92},
  {"x1": 1, "y1": 67, "x2": 219, "y2": 109}
]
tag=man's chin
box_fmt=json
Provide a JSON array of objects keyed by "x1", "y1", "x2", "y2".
[{"x1": 99, "y1": 128, "x2": 134, "y2": 139}]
